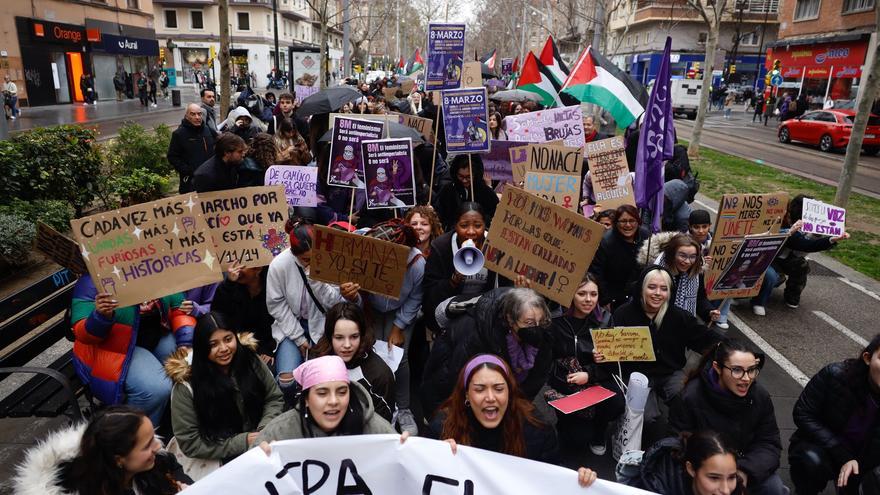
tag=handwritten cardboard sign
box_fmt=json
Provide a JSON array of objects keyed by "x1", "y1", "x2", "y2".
[
  {"x1": 801, "y1": 198, "x2": 846, "y2": 236},
  {"x1": 35, "y1": 222, "x2": 88, "y2": 275},
  {"x1": 70, "y1": 194, "x2": 223, "y2": 307},
  {"x1": 265, "y1": 165, "x2": 318, "y2": 207},
  {"x1": 484, "y1": 187, "x2": 604, "y2": 306},
  {"x1": 462, "y1": 61, "x2": 483, "y2": 88},
  {"x1": 509, "y1": 145, "x2": 529, "y2": 185},
  {"x1": 585, "y1": 136, "x2": 635, "y2": 209},
  {"x1": 706, "y1": 192, "x2": 789, "y2": 300},
  {"x1": 199, "y1": 186, "x2": 289, "y2": 269},
  {"x1": 522, "y1": 143, "x2": 583, "y2": 210},
  {"x1": 713, "y1": 233, "x2": 789, "y2": 292},
  {"x1": 310, "y1": 225, "x2": 410, "y2": 299},
  {"x1": 503, "y1": 105, "x2": 585, "y2": 149},
  {"x1": 524, "y1": 172, "x2": 581, "y2": 211},
  {"x1": 396, "y1": 113, "x2": 435, "y2": 143},
  {"x1": 590, "y1": 327, "x2": 656, "y2": 362},
  {"x1": 382, "y1": 87, "x2": 399, "y2": 101}
]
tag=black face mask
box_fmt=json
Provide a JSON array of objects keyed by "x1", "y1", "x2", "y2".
[{"x1": 517, "y1": 326, "x2": 544, "y2": 346}]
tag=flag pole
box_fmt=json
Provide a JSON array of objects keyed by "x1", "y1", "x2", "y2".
[
  {"x1": 348, "y1": 189, "x2": 356, "y2": 223},
  {"x1": 427, "y1": 100, "x2": 442, "y2": 205},
  {"x1": 467, "y1": 154, "x2": 475, "y2": 201}
]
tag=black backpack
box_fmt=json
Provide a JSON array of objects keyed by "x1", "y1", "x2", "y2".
[{"x1": 665, "y1": 145, "x2": 700, "y2": 203}]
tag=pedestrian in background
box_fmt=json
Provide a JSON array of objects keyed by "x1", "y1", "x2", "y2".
[
  {"x1": 137, "y1": 72, "x2": 149, "y2": 107},
  {"x1": 167, "y1": 103, "x2": 217, "y2": 193},
  {"x1": 113, "y1": 70, "x2": 126, "y2": 102},
  {"x1": 723, "y1": 92, "x2": 735, "y2": 119},
  {"x1": 80, "y1": 73, "x2": 96, "y2": 106},
  {"x1": 763, "y1": 94, "x2": 776, "y2": 126},
  {"x1": 753, "y1": 94, "x2": 765, "y2": 123},
  {"x1": 3, "y1": 74, "x2": 18, "y2": 119}
]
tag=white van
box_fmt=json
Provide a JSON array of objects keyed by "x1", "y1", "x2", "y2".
[{"x1": 670, "y1": 79, "x2": 702, "y2": 120}]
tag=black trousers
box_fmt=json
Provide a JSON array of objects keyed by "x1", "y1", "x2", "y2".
[
  {"x1": 555, "y1": 379, "x2": 626, "y2": 449},
  {"x1": 789, "y1": 439, "x2": 862, "y2": 495}
]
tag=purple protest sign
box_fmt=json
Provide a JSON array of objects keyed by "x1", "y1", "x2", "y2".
[
  {"x1": 265, "y1": 165, "x2": 318, "y2": 207},
  {"x1": 426, "y1": 23, "x2": 466, "y2": 91},
  {"x1": 501, "y1": 58, "x2": 514, "y2": 76},
  {"x1": 478, "y1": 140, "x2": 521, "y2": 183},
  {"x1": 442, "y1": 87, "x2": 490, "y2": 153},
  {"x1": 294, "y1": 84, "x2": 319, "y2": 104},
  {"x1": 361, "y1": 138, "x2": 417, "y2": 209},
  {"x1": 801, "y1": 198, "x2": 846, "y2": 236},
  {"x1": 328, "y1": 117, "x2": 385, "y2": 189},
  {"x1": 503, "y1": 105, "x2": 585, "y2": 149}
]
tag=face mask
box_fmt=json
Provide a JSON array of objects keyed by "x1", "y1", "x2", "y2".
[{"x1": 517, "y1": 326, "x2": 544, "y2": 346}]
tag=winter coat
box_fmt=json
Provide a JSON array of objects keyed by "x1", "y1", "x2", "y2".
[
  {"x1": 654, "y1": 252, "x2": 713, "y2": 322},
  {"x1": 670, "y1": 363, "x2": 782, "y2": 484},
  {"x1": 164, "y1": 337, "x2": 283, "y2": 462},
  {"x1": 589, "y1": 226, "x2": 651, "y2": 309},
  {"x1": 70, "y1": 275, "x2": 195, "y2": 405},
  {"x1": 200, "y1": 103, "x2": 218, "y2": 134},
  {"x1": 791, "y1": 361, "x2": 880, "y2": 469},
  {"x1": 220, "y1": 107, "x2": 263, "y2": 141},
  {"x1": 432, "y1": 157, "x2": 499, "y2": 232},
  {"x1": 256, "y1": 381, "x2": 395, "y2": 443},
  {"x1": 193, "y1": 155, "x2": 239, "y2": 193},
  {"x1": 421, "y1": 287, "x2": 553, "y2": 415},
  {"x1": 547, "y1": 312, "x2": 615, "y2": 395},
  {"x1": 211, "y1": 269, "x2": 275, "y2": 356},
  {"x1": 167, "y1": 118, "x2": 217, "y2": 193},
  {"x1": 338, "y1": 351, "x2": 396, "y2": 423},
  {"x1": 427, "y1": 410, "x2": 561, "y2": 465},
  {"x1": 12, "y1": 422, "x2": 192, "y2": 495},
  {"x1": 626, "y1": 437, "x2": 744, "y2": 494}
]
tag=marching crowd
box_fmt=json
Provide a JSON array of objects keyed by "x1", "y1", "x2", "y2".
[{"x1": 12, "y1": 80, "x2": 877, "y2": 495}]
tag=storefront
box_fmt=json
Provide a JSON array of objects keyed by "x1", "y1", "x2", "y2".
[
  {"x1": 629, "y1": 52, "x2": 766, "y2": 89},
  {"x1": 768, "y1": 38, "x2": 869, "y2": 101},
  {"x1": 175, "y1": 42, "x2": 215, "y2": 85},
  {"x1": 15, "y1": 17, "x2": 91, "y2": 106},
  {"x1": 90, "y1": 33, "x2": 160, "y2": 100}
]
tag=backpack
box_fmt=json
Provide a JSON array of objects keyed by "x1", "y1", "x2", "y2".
[{"x1": 665, "y1": 145, "x2": 700, "y2": 203}]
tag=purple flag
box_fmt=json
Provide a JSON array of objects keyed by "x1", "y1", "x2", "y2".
[{"x1": 635, "y1": 36, "x2": 676, "y2": 232}]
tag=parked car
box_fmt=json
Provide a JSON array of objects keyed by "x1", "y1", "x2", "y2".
[{"x1": 778, "y1": 109, "x2": 880, "y2": 154}]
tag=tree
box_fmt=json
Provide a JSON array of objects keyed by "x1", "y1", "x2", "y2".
[
  {"x1": 219, "y1": 0, "x2": 231, "y2": 118},
  {"x1": 835, "y1": 7, "x2": 880, "y2": 208}
]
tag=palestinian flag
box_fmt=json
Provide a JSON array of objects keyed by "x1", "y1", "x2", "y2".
[
  {"x1": 512, "y1": 56, "x2": 519, "y2": 73},
  {"x1": 517, "y1": 52, "x2": 562, "y2": 107},
  {"x1": 396, "y1": 56, "x2": 405, "y2": 74},
  {"x1": 539, "y1": 36, "x2": 569, "y2": 86},
  {"x1": 405, "y1": 48, "x2": 424, "y2": 75},
  {"x1": 480, "y1": 49, "x2": 498, "y2": 71},
  {"x1": 561, "y1": 45, "x2": 648, "y2": 128}
]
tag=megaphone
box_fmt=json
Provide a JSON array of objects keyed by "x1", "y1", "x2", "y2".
[{"x1": 453, "y1": 239, "x2": 485, "y2": 276}]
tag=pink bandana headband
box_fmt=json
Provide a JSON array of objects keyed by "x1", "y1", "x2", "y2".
[{"x1": 293, "y1": 355, "x2": 350, "y2": 390}]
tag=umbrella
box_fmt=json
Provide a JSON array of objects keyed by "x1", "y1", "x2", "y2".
[
  {"x1": 297, "y1": 86, "x2": 362, "y2": 117},
  {"x1": 489, "y1": 89, "x2": 543, "y2": 103},
  {"x1": 319, "y1": 120, "x2": 425, "y2": 145}
]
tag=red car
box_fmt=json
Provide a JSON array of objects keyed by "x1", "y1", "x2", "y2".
[{"x1": 778, "y1": 109, "x2": 880, "y2": 154}]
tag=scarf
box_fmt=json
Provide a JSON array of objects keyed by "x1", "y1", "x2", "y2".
[{"x1": 505, "y1": 332, "x2": 539, "y2": 383}]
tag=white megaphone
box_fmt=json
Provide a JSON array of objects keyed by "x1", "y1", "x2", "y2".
[{"x1": 453, "y1": 239, "x2": 485, "y2": 276}]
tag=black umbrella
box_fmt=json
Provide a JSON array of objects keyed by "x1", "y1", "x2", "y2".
[
  {"x1": 297, "y1": 86, "x2": 362, "y2": 117},
  {"x1": 489, "y1": 89, "x2": 543, "y2": 103},
  {"x1": 319, "y1": 120, "x2": 424, "y2": 145}
]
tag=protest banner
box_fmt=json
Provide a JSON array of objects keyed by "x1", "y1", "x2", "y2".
[
  {"x1": 484, "y1": 187, "x2": 604, "y2": 306},
  {"x1": 182, "y1": 435, "x2": 655, "y2": 495},
  {"x1": 293, "y1": 84, "x2": 318, "y2": 104},
  {"x1": 264, "y1": 165, "x2": 318, "y2": 207},
  {"x1": 396, "y1": 113, "x2": 435, "y2": 143},
  {"x1": 801, "y1": 198, "x2": 846, "y2": 236},
  {"x1": 501, "y1": 57, "x2": 514, "y2": 75},
  {"x1": 70, "y1": 194, "x2": 223, "y2": 307},
  {"x1": 442, "y1": 87, "x2": 490, "y2": 153},
  {"x1": 585, "y1": 136, "x2": 635, "y2": 209},
  {"x1": 310, "y1": 225, "x2": 410, "y2": 299},
  {"x1": 706, "y1": 192, "x2": 789, "y2": 299},
  {"x1": 35, "y1": 221, "x2": 88, "y2": 275},
  {"x1": 590, "y1": 327, "x2": 656, "y2": 362},
  {"x1": 521, "y1": 143, "x2": 582, "y2": 210},
  {"x1": 526, "y1": 142, "x2": 583, "y2": 176},
  {"x1": 478, "y1": 140, "x2": 520, "y2": 183},
  {"x1": 713, "y1": 233, "x2": 789, "y2": 292},
  {"x1": 462, "y1": 61, "x2": 483, "y2": 88},
  {"x1": 504, "y1": 105, "x2": 586, "y2": 149},
  {"x1": 361, "y1": 138, "x2": 416, "y2": 209},
  {"x1": 509, "y1": 144, "x2": 529, "y2": 185},
  {"x1": 328, "y1": 117, "x2": 385, "y2": 188},
  {"x1": 425, "y1": 23, "x2": 466, "y2": 91},
  {"x1": 548, "y1": 385, "x2": 617, "y2": 414},
  {"x1": 199, "y1": 186, "x2": 289, "y2": 269}
]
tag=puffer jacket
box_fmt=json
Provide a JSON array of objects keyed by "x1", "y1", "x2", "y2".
[
  {"x1": 165, "y1": 333, "x2": 284, "y2": 462},
  {"x1": 589, "y1": 226, "x2": 651, "y2": 309},
  {"x1": 670, "y1": 363, "x2": 782, "y2": 484},
  {"x1": 421, "y1": 287, "x2": 553, "y2": 415},
  {"x1": 547, "y1": 311, "x2": 614, "y2": 395},
  {"x1": 70, "y1": 275, "x2": 195, "y2": 405}
]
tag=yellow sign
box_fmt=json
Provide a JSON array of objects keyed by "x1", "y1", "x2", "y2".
[
  {"x1": 590, "y1": 327, "x2": 656, "y2": 362},
  {"x1": 209, "y1": 45, "x2": 216, "y2": 60}
]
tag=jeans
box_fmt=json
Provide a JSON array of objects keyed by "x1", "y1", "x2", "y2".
[
  {"x1": 713, "y1": 298, "x2": 732, "y2": 324},
  {"x1": 275, "y1": 337, "x2": 304, "y2": 390},
  {"x1": 5, "y1": 95, "x2": 17, "y2": 117},
  {"x1": 789, "y1": 439, "x2": 861, "y2": 495},
  {"x1": 751, "y1": 265, "x2": 779, "y2": 307},
  {"x1": 749, "y1": 473, "x2": 790, "y2": 495},
  {"x1": 371, "y1": 311, "x2": 413, "y2": 410},
  {"x1": 124, "y1": 332, "x2": 176, "y2": 425}
]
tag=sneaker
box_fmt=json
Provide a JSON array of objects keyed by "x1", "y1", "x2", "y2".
[
  {"x1": 151, "y1": 103, "x2": 157, "y2": 108},
  {"x1": 715, "y1": 321, "x2": 729, "y2": 330},
  {"x1": 83, "y1": 102, "x2": 89, "y2": 106},
  {"x1": 396, "y1": 408, "x2": 419, "y2": 436},
  {"x1": 589, "y1": 441, "x2": 606, "y2": 456},
  {"x1": 752, "y1": 305, "x2": 766, "y2": 316},
  {"x1": 785, "y1": 301, "x2": 799, "y2": 309},
  {"x1": 9, "y1": 116, "x2": 14, "y2": 120}
]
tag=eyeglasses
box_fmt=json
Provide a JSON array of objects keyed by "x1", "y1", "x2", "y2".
[
  {"x1": 676, "y1": 253, "x2": 698, "y2": 262},
  {"x1": 722, "y1": 364, "x2": 761, "y2": 379}
]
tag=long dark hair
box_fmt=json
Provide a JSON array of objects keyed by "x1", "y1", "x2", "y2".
[
  {"x1": 191, "y1": 312, "x2": 267, "y2": 441},
  {"x1": 60, "y1": 406, "x2": 179, "y2": 495},
  {"x1": 843, "y1": 333, "x2": 880, "y2": 394},
  {"x1": 687, "y1": 337, "x2": 764, "y2": 384},
  {"x1": 312, "y1": 302, "x2": 375, "y2": 363},
  {"x1": 661, "y1": 233, "x2": 704, "y2": 277},
  {"x1": 677, "y1": 430, "x2": 740, "y2": 491},
  {"x1": 296, "y1": 382, "x2": 366, "y2": 437}
]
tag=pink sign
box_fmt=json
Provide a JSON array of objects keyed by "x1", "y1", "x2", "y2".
[
  {"x1": 547, "y1": 385, "x2": 616, "y2": 414},
  {"x1": 264, "y1": 165, "x2": 318, "y2": 207}
]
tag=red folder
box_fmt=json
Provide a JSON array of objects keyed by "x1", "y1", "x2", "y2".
[{"x1": 548, "y1": 385, "x2": 616, "y2": 414}]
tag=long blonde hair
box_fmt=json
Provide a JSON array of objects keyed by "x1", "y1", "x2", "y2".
[{"x1": 641, "y1": 268, "x2": 672, "y2": 326}]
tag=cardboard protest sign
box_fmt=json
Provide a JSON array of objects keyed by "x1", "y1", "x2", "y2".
[
  {"x1": 585, "y1": 136, "x2": 635, "y2": 209},
  {"x1": 504, "y1": 105, "x2": 586, "y2": 149},
  {"x1": 382, "y1": 87, "x2": 399, "y2": 101},
  {"x1": 401, "y1": 79, "x2": 415, "y2": 94},
  {"x1": 199, "y1": 186, "x2": 289, "y2": 268},
  {"x1": 713, "y1": 233, "x2": 789, "y2": 292},
  {"x1": 526, "y1": 143, "x2": 583, "y2": 176},
  {"x1": 501, "y1": 57, "x2": 514, "y2": 75},
  {"x1": 462, "y1": 61, "x2": 483, "y2": 88},
  {"x1": 426, "y1": 23, "x2": 466, "y2": 91},
  {"x1": 310, "y1": 225, "x2": 410, "y2": 299},
  {"x1": 590, "y1": 327, "x2": 656, "y2": 362},
  {"x1": 264, "y1": 165, "x2": 317, "y2": 207},
  {"x1": 396, "y1": 113, "x2": 435, "y2": 143},
  {"x1": 801, "y1": 198, "x2": 846, "y2": 236},
  {"x1": 35, "y1": 222, "x2": 88, "y2": 275},
  {"x1": 521, "y1": 143, "x2": 582, "y2": 209},
  {"x1": 484, "y1": 187, "x2": 604, "y2": 306},
  {"x1": 706, "y1": 192, "x2": 789, "y2": 300},
  {"x1": 328, "y1": 117, "x2": 385, "y2": 188},
  {"x1": 524, "y1": 172, "x2": 581, "y2": 211},
  {"x1": 70, "y1": 194, "x2": 223, "y2": 307},
  {"x1": 184, "y1": 435, "x2": 655, "y2": 495},
  {"x1": 361, "y1": 138, "x2": 416, "y2": 209},
  {"x1": 548, "y1": 385, "x2": 617, "y2": 414},
  {"x1": 442, "y1": 87, "x2": 490, "y2": 153},
  {"x1": 509, "y1": 145, "x2": 529, "y2": 185}
]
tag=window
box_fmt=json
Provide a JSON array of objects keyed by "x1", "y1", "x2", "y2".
[
  {"x1": 164, "y1": 10, "x2": 178, "y2": 29},
  {"x1": 741, "y1": 31, "x2": 759, "y2": 46},
  {"x1": 843, "y1": 0, "x2": 874, "y2": 12},
  {"x1": 283, "y1": 20, "x2": 288, "y2": 36},
  {"x1": 698, "y1": 32, "x2": 708, "y2": 44},
  {"x1": 267, "y1": 15, "x2": 271, "y2": 32},
  {"x1": 643, "y1": 32, "x2": 649, "y2": 45},
  {"x1": 127, "y1": 0, "x2": 139, "y2": 8},
  {"x1": 237, "y1": 12, "x2": 250, "y2": 31},
  {"x1": 816, "y1": 112, "x2": 837, "y2": 122},
  {"x1": 794, "y1": 0, "x2": 820, "y2": 19},
  {"x1": 190, "y1": 10, "x2": 204, "y2": 30}
]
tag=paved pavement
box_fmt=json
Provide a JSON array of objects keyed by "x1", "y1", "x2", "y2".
[{"x1": 677, "y1": 109, "x2": 880, "y2": 199}]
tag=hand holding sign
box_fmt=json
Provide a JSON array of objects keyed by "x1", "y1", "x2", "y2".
[{"x1": 590, "y1": 327, "x2": 656, "y2": 362}]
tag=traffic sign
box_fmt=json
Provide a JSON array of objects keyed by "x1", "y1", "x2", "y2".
[{"x1": 770, "y1": 74, "x2": 783, "y2": 86}]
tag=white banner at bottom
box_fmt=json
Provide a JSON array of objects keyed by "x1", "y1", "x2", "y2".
[{"x1": 181, "y1": 434, "x2": 656, "y2": 494}]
